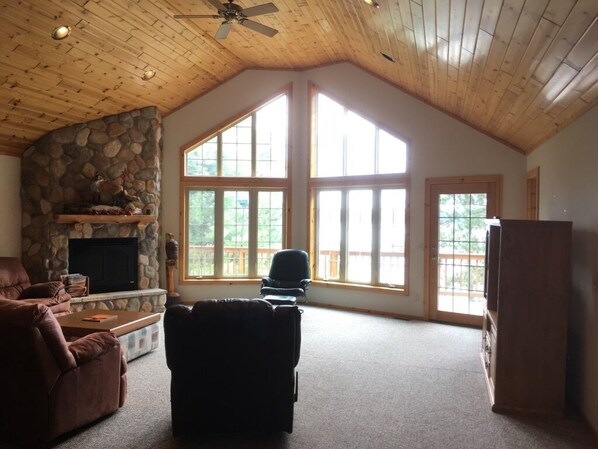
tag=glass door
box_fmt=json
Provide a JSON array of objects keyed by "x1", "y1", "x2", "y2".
[{"x1": 426, "y1": 177, "x2": 501, "y2": 326}]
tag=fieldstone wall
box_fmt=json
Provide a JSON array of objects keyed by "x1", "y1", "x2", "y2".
[
  {"x1": 21, "y1": 107, "x2": 162, "y2": 296},
  {"x1": 70, "y1": 289, "x2": 166, "y2": 313}
]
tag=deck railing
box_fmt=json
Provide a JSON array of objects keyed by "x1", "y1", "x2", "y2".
[
  {"x1": 188, "y1": 246, "x2": 279, "y2": 276},
  {"x1": 188, "y1": 246, "x2": 486, "y2": 299}
]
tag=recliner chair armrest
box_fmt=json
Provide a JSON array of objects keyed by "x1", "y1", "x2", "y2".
[
  {"x1": 20, "y1": 281, "x2": 70, "y2": 303},
  {"x1": 67, "y1": 332, "x2": 123, "y2": 367},
  {"x1": 261, "y1": 276, "x2": 274, "y2": 287},
  {"x1": 299, "y1": 279, "x2": 311, "y2": 290}
]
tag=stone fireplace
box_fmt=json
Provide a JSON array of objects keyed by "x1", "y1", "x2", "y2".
[{"x1": 20, "y1": 107, "x2": 165, "y2": 312}]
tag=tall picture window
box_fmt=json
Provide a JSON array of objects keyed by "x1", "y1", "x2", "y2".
[
  {"x1": 181, "y1": 90, "x2": 290, "y2": 281},
  {"x1": 309, "y1": 89, "x2": 409, "y2": 292}
]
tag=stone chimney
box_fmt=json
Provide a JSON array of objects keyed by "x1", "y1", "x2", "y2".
[{"x1": 21, "y1": 107, "x2": 162, "y2": 289}]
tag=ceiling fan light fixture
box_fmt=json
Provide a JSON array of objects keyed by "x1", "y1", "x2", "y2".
[
  {"x1": 142, "y1": 69, "x2": 157, "y2": 81},
  {"x1": 363, "y1": 0, "x2": 380, "y2": 8},
  {"x1": 173, "y1": 0, "x2": 279, "y2": 39},
  {"x1": 51, "y1": 25, "x2": 71, "y2": 40}
]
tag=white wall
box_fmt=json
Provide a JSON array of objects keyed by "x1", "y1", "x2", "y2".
[
  {"x1": 527, "y1": 104, "x2": 598, "y2": 432},
  {"x1": 162, "y1": 62, "x2": 525, "y2": 317},
  {"x1": 0, "y1": 155, "x2": 21, "y2": 257}
]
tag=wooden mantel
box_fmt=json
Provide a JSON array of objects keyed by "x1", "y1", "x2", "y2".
[{"x1": 56, "y1": 214, "x2": 156, "y2": 229}]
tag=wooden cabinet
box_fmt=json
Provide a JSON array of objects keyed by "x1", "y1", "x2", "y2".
[{"x1": 481, "y1": 219, "x2": 572, "y2": 415}]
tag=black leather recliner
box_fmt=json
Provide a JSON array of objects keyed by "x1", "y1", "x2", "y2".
[
  {"x1": 260, "y1": 249, "x2": 311, "y2": 303},
  {"x1": 164, "y1": 298, "x2": 301, "y2": 436}
]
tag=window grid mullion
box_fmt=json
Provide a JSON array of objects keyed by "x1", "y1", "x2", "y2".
[
  {"x1": 371, "y1": 188, "x2": 381, "y2": 285},
  {"x1": 248, "y1": 190, "x2": 258, "y2": 278},
  {"x1": 213, "y1": 189, "x2": 224, "y2": 277},
  {"x1": 314, "y1": 192, "x2": 322, "y2": 279},
  {"x1": 339, "y1": 189, "x2": 348, "y2": 282}
]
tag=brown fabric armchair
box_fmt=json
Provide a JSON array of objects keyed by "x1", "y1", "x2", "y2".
[
  {"x1": 0, "y1": 257, "x2": 71, "y2": 315},
  {"x1": 0, "y1": 298, "x2": 127, "y2": 448},
  {"x1": 165, "y1": 298, "x2": 301, "y2": 436}
]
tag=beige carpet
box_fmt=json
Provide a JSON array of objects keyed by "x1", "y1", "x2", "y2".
[{"x1": 3, "y1": 305, "x2": 596, "y2": 449}]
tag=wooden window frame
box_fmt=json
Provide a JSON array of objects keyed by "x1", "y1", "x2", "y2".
[
  {"x1": 307, "y1": 84, "x2": 410, "y2": 295},
  {"x1": 179, "y1": 86, "x2": 292, "y2": 285},
  {"x1": 526, "y1": 167, "x2": 540, "y2": 220}
]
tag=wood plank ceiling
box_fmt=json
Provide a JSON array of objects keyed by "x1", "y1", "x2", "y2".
[{"x1": 0, "y1": 0, "x2": 597, "y2": 157}]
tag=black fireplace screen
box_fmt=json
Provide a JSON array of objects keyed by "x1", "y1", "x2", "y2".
[{"x1": 68, "y1": 238, "x2": 138, "y2": 294}]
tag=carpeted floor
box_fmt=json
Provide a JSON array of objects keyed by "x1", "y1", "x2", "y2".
[{"x1": 5, "y1": 305, "x2": 598, "y2": 449}]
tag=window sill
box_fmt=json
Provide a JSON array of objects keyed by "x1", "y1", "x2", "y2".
[
  {"x1": 312, "y1": 280, "x2": 408, "y2": 296},
  {"x1": 180, "y1": 278, "x2": 261, "y2": 286},
  {"x1": 179, "y1": 278, "x2": 408, "y2": 296}
]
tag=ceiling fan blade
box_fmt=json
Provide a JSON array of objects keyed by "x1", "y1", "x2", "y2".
[
  {"x1": 173, "y1": 14, "x2": 220, "y2": 19},
  {"x1": 240, "y1": 19, "x2": 278, "y2": 37},
  {"x1": 242, "y1": 3, "x2": 279, "y2": 17},
  {"x1": 205, "y1": 0, "x2": 227, "y2": 11},
  {"x1": 215, "y1": 21, "x2": 233, "y2": 39}
]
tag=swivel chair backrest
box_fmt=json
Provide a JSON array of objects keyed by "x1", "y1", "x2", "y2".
[{"x1": 268, "y1": 249, "x2": 310, "y2": 282}]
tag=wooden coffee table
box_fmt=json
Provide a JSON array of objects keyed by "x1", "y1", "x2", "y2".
[{"x1": 57, "y1": 310, "x2": 161, "y2": 338}]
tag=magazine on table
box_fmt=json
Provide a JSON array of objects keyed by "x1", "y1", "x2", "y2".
[{"x1": 82, "y1": 314, "x2": 117, "y2": 322}]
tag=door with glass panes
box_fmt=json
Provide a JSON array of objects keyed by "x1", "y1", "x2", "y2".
[{"x1": 427, "y1": 177, "x2": 501, "y2": 326}]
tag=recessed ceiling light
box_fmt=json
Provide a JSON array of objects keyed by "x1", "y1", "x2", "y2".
[
  {"x1": 381, "y1": 52, "x2": 396, "y2": 63},
  {"x1": 142, "y1": 69, "x2": 156, "y2": 81},
  {"x1": 51, "y1": 25, "x2": 71, "y2": 40},
  {"x1": 364, "y1": 0, "x2": 380, "y2": 8}
]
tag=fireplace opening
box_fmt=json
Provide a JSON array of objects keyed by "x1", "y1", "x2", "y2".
[{"x1": 69, "y1": 238, "x2": 139, "y2": 294}]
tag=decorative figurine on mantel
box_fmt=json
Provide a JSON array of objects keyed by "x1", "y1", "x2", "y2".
[{"x1": 165, "y1": 232, "x2": 181, "y2": 307}]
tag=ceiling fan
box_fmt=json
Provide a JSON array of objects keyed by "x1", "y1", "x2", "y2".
[{"x1": 174, "y1": 0, "x2": 279, "y2": 39}]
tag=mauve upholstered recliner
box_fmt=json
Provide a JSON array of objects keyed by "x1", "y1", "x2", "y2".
[
  {"x1": 0, "y1": 257, "x2": 71, "y2": 316},
  {"x1": 0, "y1": 298, "x2": 127, "y2": 448},
  {"x1": 165, "y1": 298, "x2": 301, "y2": 436}
]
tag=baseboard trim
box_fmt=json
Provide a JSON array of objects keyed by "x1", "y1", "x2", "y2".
[{"x1": 305, "y1": 301, "x2": 423, "y2": 322}]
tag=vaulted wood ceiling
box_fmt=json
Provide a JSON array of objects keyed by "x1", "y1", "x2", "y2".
[{"x1": 1, "y1": 0, "x2": 597, "y2": 157}]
